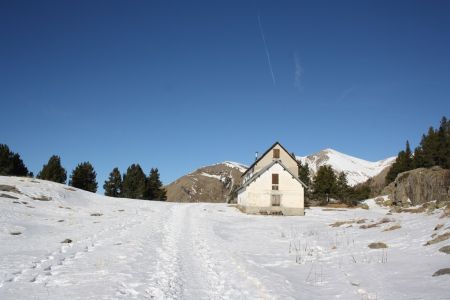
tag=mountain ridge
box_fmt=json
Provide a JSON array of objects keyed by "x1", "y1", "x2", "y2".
[{"x1": 165, "y1": 149, "x2": 395, "y2": 202}]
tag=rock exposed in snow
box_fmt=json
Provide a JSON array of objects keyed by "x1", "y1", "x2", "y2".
[
  {"x1": 382, "y1": 166, "x2": 450, "y2": 207},
  {"x1": 296, "y1": 148, "x2": 396, "y2": 186},
  {"x1": 165, "y1": 162, "x2": 247, "y2": 202}
]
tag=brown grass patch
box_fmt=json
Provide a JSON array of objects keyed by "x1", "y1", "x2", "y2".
[
  {"x1": 330, "y1": 220, "x2": 354, "y2": 227},
  {"x1": 368, "y1": 242, "x2": 388, "y2": 249},
  {"x1": 31, "y1": 195, "x2": 52, "y2": 201},
  {"x1": 0, "y1": 193, "x2": 19, "y2": 199},
  {"x1": 425, "y1": 232, "x2": 450, "y2": 246},
  {"x1": 383, "y1": 224, "x2": 401, "y2": 232}
]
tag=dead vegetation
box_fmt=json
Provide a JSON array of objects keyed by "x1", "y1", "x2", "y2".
[
  {"x1": 383, "y1": 224, "x2": 402, "y2": 232},
  {"x1": 368, "y1": 242, "x2": 388, "y2": 249},
  {"x1": 0, "y1": 193, "x2": 19, "y2": 199},
  {"x1": 441, "y1": 204, "x2": 450, "y2": 218},
  {"x1": 31, "y1": 195, "x2": 52, "y2": 201},
  {"x1": 0, "y1": 185, "x2": 20, "y2": 193},
  {"x1": 64, "y1": 187, "x2": 76, "y2": 191},
  {"x1": 425, "y1": 232, "x2": 450, "y2": 246},
  {"x1": 330, "y1": 220, "x2": 357, "y2": 227},
  {"x1": 360, "y1": 217, "x2": 394, "y2": 229},
  {"x1": 90, "y1": 213, "x2": 103, "y2": 216}
]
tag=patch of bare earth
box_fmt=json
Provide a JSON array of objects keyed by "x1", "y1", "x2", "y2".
[
  {"x1": 425, "y1": 232, "x2": 450, "y2": 246},
  {"x1": 368, "y1": 242, "x2": 388, "y2": 249}
]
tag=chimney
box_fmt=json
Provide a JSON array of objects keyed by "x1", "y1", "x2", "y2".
[{"x1": 255, "y1": 151, "x2": 259, "y2": 161}]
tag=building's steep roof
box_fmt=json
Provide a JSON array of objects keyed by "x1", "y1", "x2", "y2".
[
  {"x1": 237, "y1": 160, "x2": 308, "y2": 192},
  {"x1": 241, "y1": 141, "x2": 299, "y2": 177}
]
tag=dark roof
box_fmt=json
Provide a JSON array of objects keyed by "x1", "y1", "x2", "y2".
[
  {"x1": 241, "y1": 141, "x2": 299, "y2": 177},
  {"x1": 236, "y1": 160, "x2": 308, "y2": 192}
]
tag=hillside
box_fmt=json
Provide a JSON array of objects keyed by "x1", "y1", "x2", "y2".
[
  {"x1": 1, "y1": 176, "x2": 449, "y2": 299},
  {"x1": 297, "y1": 148, "x2": 396, "y2": 186},
  {"x1": 165, "y1": 162, "x2": 246, "y2": 202},
  {"x1": 165, "y1": 149, "x2": 395, "y2": 202}
]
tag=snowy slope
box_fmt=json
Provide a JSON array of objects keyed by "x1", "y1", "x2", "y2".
[
  {"x1": 297, "y1": 148, "x2": 396, "y2": 186},
  {"x1": 1, "y1": 176, "x2": 449, "y2": 299}
]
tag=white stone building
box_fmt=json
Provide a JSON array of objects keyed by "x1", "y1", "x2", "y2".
[{"x1": 237, "y1": 142, "x2": 307, "y2": 216}]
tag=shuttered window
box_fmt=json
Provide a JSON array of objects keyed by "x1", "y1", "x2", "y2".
[
  {"x1": 273, "y1": 149, "x2": 280, "y2": 158},
  {"x1": 272, "y1": 173, "x2": 279, "y2": 184}
]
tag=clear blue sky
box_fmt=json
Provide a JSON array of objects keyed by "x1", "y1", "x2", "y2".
[{"x1": 1, "y1": 1, "x2": 449, "y2": 190}]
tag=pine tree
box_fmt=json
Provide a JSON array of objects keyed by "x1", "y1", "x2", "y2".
[
  {"x1": 144, "y1": 168, "x2": 167, "y2": 201},
  {"x1": 385, "y1": 141, "x2": 414, "y2": 184},
  {"x1": 103, "y1": 167, "x2": 123, "y2": 197},
  {"x1": 298, "y1": 161, "x2": 311, "y2": 186},
  {"x1": 37, "y1": 155, "x2": 67, "y2": 183},
  {"x1": 69, "y1": 162, "x2": 98, "y2": 193},
  {"x1": 436, "y1": 116, "x2": 450, "y2": 168},
  {"x1": 0, "y1": 144, "x2": 30, "y2": 176},
  {"x1": 336, "y1": 172, "x2": 350, "y2": 201},
  {"x1": 312, "y1": 165, "x2": 337, "y2": 204},
  {"x1": 121, "y1": 164, "x2": 146, "y2": 199}
]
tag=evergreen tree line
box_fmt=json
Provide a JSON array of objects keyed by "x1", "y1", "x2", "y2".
[
  {"x1": 0, "y1": 144, "x2": 32, "y2": 177},
  {"x1": 103, "y1": 164, "x2": 166, "y2": 200},
  {"x1": 385, "y1": 116, "x2": 450, "y2": 184},
  {"x1": 298, "y1": 161, "x2": 370, "y2": 206},
  {"x1": 0, "y1": 144, "x2": 166, "y2": 200}
]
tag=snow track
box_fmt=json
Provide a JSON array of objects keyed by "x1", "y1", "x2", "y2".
[{"x1": 1, "y1": 177, "x2": 450, "y2": 299}]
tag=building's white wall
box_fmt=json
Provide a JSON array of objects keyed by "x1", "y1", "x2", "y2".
[
  {"x1": 254, "y1": 144, "x2": 298, "y2": 177},
  {"x1": 238, "y1": 163, "x2": 304, "y2": 209}
]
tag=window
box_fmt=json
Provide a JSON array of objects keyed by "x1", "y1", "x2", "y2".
[
  {"x1": 271, "y1": 195, "x2": 281, "y2": 206},
  {"x1": 272, "y1": 174, "x2": 279, "y2": 184},
  {"x1": 272, "y1": 173, "x2": 279, "y2": 190},
  {"x1": 273, "y1": 149, "x2": 280, "y2": 158}
]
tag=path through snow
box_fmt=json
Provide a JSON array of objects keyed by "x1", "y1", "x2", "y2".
[{"x1": 1, "y1": 176, "x2": 449, "y2": 299}]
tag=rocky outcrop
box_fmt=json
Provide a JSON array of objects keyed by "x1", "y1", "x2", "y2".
[
  {"x1": 382, "y1": 167, "x2": 450, "y2": 207},
  {"x1": 165, "y1": 162, "x2": 246, "y2": 203}
]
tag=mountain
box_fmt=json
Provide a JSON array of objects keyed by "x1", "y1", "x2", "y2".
[
  {"x1": 296, "y1": 148, "x2": 396, "y2": 186},
  {"x1": 165, "y1": 162, "x2": 247, "y2": 202},
  {"x1": 165, "y1": 149, "x2": 395, "y2": 202}
]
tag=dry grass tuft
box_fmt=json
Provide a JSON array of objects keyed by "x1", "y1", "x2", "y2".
[
  {"x1": 383, "y1": 224, "x2": 401, "y2": 232},
  {"x1": 425, "y1": 232, "x2": 450, "y2": 246},
  {"x1": 368, "y1": 242, "x2": 388, "y2": 249}
]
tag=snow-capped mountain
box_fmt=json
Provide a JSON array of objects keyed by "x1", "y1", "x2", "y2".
[
  {"x1": 296, "y1": 148, "x2": 396, "y2": 186},
  {"x1": 165, "y1": 150, "x2": 395, "y2": 202}
]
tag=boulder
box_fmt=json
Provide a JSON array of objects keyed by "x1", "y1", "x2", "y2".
[{"x1": 382, "y1": 167, "x2": 450, "y2": 207}]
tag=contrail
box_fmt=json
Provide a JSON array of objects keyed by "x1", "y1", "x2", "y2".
[{"x1": 257, "y1": 14, "x2": 276, "y2": 86}]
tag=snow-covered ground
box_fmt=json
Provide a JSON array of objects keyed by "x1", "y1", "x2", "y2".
[{"x1": 1, "y1": 176, "x2": 449, "y2": 299}]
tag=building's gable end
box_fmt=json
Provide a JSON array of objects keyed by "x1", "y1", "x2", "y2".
[{"x1": 241, "y1": 142, "x2": 299, "y2": 181}]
